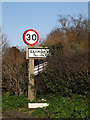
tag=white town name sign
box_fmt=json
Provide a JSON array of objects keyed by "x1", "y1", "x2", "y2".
[{"x1": 26, "y1": 47, "x2": 49, "y2": 59}]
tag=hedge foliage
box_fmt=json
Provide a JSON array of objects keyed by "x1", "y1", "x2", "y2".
[{"x1": 35, "y1": 43, "x2": 89, "y2": 97}]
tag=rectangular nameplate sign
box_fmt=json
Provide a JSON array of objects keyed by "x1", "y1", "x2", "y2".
[{"x1": 26, "y1": 47, "x2": 49, "y2": 59}]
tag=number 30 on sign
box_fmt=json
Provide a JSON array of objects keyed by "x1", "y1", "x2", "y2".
[{"x1": 23, "y1": 29, "x2": 39, "y2": 46}]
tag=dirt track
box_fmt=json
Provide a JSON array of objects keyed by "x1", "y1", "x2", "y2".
[{"x1": 2, "y1": 109, "x2": 35, "y2": 119}]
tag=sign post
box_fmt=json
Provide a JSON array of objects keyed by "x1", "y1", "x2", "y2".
[
  {"x1": 28, "y1": 59, "x2": 35, "y2": 101},
  {"x1": 23, "y1": 29, "x2": 49, "y2": 101},
  {"x1": 26, "y1": 46, "x2": 49, "y2": 101}
]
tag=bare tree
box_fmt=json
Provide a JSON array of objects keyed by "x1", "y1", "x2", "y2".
[
  {"x1": 0, "y1": 27, "x2": 9, "y2": 57},
  {"x1": 2, "y1": 34, "x2": 9, "y2": 56},
  {"x1": 43, "y1": 15, "x2": 88, "y2": 53}
]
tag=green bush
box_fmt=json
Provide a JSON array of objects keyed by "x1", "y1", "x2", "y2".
[
  {"x1": 41, "y1": 43, "x2": 89, "y2": 97},
  {"x1": 2, "y1": 92, "x2": 30, "y2": 112},
  {"x1": 31, "y1": 95, "x2": 88, "y2": 118}
]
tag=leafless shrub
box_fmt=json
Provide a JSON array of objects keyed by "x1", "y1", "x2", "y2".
[{"x1": 2, "y1": 47, "x2": 28, "y2": 95}]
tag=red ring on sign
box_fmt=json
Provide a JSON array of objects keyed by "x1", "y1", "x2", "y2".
[{"x1": 23, "y1": 29, "x2": 39, "y2": 46}]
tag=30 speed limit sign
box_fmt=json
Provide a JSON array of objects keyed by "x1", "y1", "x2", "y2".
[{"x1": 23, "y1": 29, "x2": 39, "y2": 46}]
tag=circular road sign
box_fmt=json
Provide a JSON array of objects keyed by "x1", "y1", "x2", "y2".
[{"x1": 23, "y1": 29, "x2": 39, "y2": 46}]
